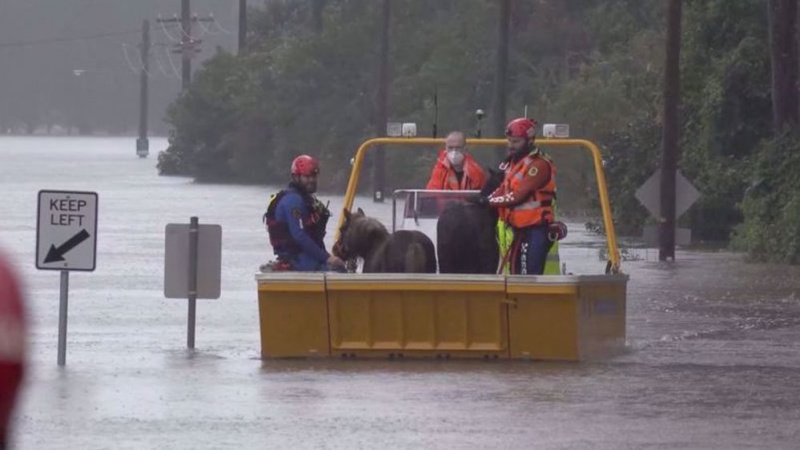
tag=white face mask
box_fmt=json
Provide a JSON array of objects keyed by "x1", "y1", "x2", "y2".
[{"x1": 446, "y1": 150, "x2": 465, "y2": 167}]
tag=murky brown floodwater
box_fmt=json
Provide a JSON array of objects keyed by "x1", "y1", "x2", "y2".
[{"x1": 1, "y1": 136, "x2": 799, "y2": 449}]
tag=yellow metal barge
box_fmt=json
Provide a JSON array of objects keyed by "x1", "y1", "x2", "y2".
[{"x1": 256, "y1": 137, "x2": 627, "y2": 361}]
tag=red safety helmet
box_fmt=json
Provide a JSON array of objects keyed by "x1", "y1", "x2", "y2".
[
  {"x1": 290, "y1": 155, "x2": 320, "y2": 176},
  {"x1": 505, "y1": 118, "x2": 538, "y2": 140}
]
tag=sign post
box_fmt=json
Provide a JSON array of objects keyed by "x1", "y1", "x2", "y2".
[
  {"x1": 635, "y1": 170, "x2": 700, "y2": 246},
  {"x1": 164, "y1": 218, "x2": 222, "y2": 349},
  {"x1": 36, "y1": 190, "x2": 99, "y2": 366}
]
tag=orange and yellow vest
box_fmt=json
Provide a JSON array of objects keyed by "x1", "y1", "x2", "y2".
[{"x1": 497, "y1": 152, "x2": 556, "y2": 228}]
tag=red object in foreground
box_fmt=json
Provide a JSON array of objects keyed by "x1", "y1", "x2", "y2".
[{"x1": 0, "y1": 252, "x2": 25, "y2": 447}]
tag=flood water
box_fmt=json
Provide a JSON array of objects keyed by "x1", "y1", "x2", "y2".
[{"x1": 2, "y1": 136, "x2": 800, "y2": 449}]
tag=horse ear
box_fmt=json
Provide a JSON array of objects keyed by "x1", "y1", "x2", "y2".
[
  {"x1": 343, "y1": 208, "x2": 351, "y2": 221},
  {"x1": 357, "y1": 207, "x2": 365, "y2": 216}
]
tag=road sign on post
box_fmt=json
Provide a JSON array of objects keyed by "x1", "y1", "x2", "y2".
[
  {"x1": 36, "y1": 190, "x2": 98, "y2": 271},
  {"x1": 635, "y1": 170, "x2": 700, "y2": 220},
  {"x1": 36, "y1": 190, "x2": 98, "y2": 366},
  {"x1": 635, "y1": 170, "x2": 700, "y2": 247},
  {"x1": 164, "y1": 222, "x2": 222, "y2": 300},
  {"x1": 164, "y1": 219, "x2": 222, "y2": 349}
]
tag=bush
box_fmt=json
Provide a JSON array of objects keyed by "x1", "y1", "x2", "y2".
[{"x1": 732, "y1": 132, "x2": 800, "y2": 263}]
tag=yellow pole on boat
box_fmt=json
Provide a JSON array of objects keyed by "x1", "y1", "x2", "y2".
[{"x1": 336, "y1": 137, "x2": 621, "y2": 273}]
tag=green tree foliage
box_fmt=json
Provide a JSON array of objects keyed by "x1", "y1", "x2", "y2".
[
  {"x1": 681, "y1": 0, "x2": 771, "y2": 242},
  {"x1": 159, "y1": 0, "x2": 800, "y2": 263},
  {"x1": 732, "y1": 132, "x2": 800, "y2": 263}
]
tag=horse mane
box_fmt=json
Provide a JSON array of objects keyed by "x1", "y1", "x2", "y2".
[
  {"x1": 335, "y1": 207, "x2": 437, "y2": 273},
  {"x1": 338, "y1": 209, "x2": 389, "y2": 259}
]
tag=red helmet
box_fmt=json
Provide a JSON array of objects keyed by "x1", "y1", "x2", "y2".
[
  {"x1": 290, "y1": 155, "x2": 320, "y2": 176},
  {"x1": 505, "y1": 118, "x2": 538, "y2": 140}
]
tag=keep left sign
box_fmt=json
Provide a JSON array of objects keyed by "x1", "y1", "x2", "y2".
[{"x1": 36, "y1": 190, "x2": 98, "y2": 271}]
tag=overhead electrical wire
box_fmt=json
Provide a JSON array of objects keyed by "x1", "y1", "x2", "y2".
[{"x1": 0, "y1": 22, "x2": 180, "y2": 50}]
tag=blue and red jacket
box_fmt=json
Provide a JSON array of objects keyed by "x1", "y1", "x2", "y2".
[{"x1": 264, "y1": 185, "x2": 331, "y2": 271}]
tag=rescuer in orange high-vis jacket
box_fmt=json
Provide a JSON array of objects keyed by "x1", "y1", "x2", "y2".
[
  {"x1": 469, "y1": 118, "x2": 563, "y2": 275},
  {"x1": 426, "y1": 131, "x2": 487, "y2": 191}
]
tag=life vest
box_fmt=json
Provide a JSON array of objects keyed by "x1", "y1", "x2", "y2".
[
  {"x1": 263, "y1": 189, "x2": 330, "y2": 257},
  {"x1": 497, "y1": 151, "x2": 556, "y2": 228}
]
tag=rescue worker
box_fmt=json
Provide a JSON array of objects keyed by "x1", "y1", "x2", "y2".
[
  {"x1": 470, "y1": 118, "x2": 564, "y2": 275},
  {"x1": 426, "y1": 131, "x2": 487, "y2": 191},
  {"x1": 263, "y1": 155, "x2": 346, "y2": 272},
  {"x1": 0, "y1": 250, "x2": 25, "y2": 450}
]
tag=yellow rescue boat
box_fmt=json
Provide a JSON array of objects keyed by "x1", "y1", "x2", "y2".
[{"x1": 256, "y1": 137, "x2": 627, "y2": 361}]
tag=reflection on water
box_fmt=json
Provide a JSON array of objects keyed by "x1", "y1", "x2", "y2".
[{"x1": 2, "y1": 137, "x2": 800, "y2": 449}]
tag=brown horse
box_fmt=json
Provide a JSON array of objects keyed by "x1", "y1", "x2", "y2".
[{"x1": 334, "y1": 208, "x2": 437, "y2": 273}]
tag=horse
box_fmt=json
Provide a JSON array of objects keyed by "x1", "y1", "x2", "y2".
[
  {"x1": 334, "y1": 207, "x2": 437, "y2": 273},
  {"x1": 436, "y1": 169, "x2": 504, "y2": 274}
]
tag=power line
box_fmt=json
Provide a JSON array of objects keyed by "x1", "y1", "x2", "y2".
[{"x1": 0, "y1": 25, "x2": 179, "y2": 49}]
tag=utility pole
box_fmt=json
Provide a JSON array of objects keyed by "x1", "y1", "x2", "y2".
[
  {"x1": 238, "y1": 0, "x2": 247, "y2": 54},
  {"x1": 492, "y1": 0, "x2": 510, "y2": 138},
  {"x1": 180, "y1": 0, "x2": 191, "y2": 89},
  {"x1": 373, "y1": 0, "x2": 391, "y2": 203},
  {"x1": 659, "y1": 0, "x2": 683, "y2": 261},
  {"x1": 137, "y1": 19, "x2": 150, "y2": 158},
  {"x1": 157, "y1": 1, "x2": 212, "y2": 91}
]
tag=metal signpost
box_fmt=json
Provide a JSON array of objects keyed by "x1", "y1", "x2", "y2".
[
  {"x1": 36, "y1": 190, "x2": 99, "y2": 366},
  {"x1": 164, "y1": 217, "x2": 222, "y2": 349}
]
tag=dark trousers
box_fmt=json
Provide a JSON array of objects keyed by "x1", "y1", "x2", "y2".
[{"x1": 512, "y1": 224, "x2": 554, "y2": 275}]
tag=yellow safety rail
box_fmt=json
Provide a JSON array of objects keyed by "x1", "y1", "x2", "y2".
[{"x1": 337, "y1": 138, "x2": 621, "y2": 273}]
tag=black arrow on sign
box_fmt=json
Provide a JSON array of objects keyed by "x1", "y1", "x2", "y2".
[{"x1": 44, "y1": 229, "x2": 91, "y2": 263}]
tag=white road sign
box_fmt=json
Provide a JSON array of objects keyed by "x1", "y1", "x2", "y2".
[
  {"x1": 635, "y1": 170, "x2": 701, "y2": 219},
  {"x1": 36, "y1": 190, "x2": 98, "y2": 271},
  {"x1": 164, "y1": 223, "x2": 222, "y2": 299}
]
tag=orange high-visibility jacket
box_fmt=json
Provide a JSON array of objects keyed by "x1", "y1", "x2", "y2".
[
  {"x1": 425, "y1": 150, "x2": 487, "y2": 191},
  {"x1": 493, "y1": 152, "x2": 556, "y2": 228}
]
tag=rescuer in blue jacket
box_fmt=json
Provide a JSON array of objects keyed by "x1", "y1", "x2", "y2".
[{"x1": 263, "y1": 155, "x2": 346, "y2": 272}]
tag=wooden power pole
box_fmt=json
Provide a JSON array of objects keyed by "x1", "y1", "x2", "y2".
[
  {"x1": 137, "y1": 19, "x2": 150, "y2": 158},
  {"x1": 492, "y1": 0, "x2": 510, "y2": 137},
  {"x1": 373, "y1": 0, "x2": 391, "y2": 203},
  {"x1": 659, "y1": 0, "x2": 683, "y2": 261},
  {"x1": 157, "y1": 0, "x2": 212, "y2": 91},
  {"x1": 238, "y1": 0, "x2": 247, "y2": 54}
]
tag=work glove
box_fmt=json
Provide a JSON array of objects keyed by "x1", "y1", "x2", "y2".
[
  {"x1": 548, "y1": 221, "x2": 568, "y2": 241},
  {"x1": 466, "y1": 194, "x2": 489, "y2": 206}
]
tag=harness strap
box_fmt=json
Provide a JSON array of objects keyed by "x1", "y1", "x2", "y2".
[{"x1": 496, "y1": 229, "x2": 522, "y2": 274}]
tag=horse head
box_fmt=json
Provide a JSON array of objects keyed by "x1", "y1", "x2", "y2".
[{"x1": 333, "y1": 207, "x2": 389, "y2": 261}]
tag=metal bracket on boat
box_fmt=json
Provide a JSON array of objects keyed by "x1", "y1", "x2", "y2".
[{"x1": 501, "y1": 297, "x2": 518, "y2": 307}]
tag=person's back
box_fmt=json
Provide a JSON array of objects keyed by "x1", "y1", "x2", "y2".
[{"x1": 426, "y1": 131, "x2": 486, "y2": 191}]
